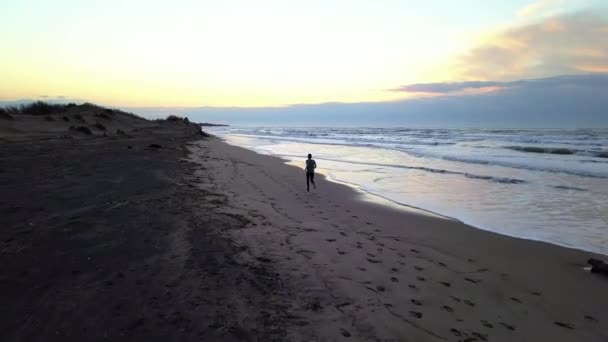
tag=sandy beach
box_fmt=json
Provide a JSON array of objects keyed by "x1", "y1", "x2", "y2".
[
  {"x1": 187, "y1": 136, "x2": 608, "y2": 341},
  {"x1": 1, "y1": 105, "x2": 607, "y2": 341}
]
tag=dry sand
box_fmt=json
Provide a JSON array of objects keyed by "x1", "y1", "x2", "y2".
[{"x1": 1, "y1": 105, "x2": 607, "y2": 341}]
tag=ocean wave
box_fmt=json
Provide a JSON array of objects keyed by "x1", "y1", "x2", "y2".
[
  {"x1": 506, "y1": 145, "x2": 608, "y2": 159},
  {"x1": 506, "y1": 146, "x2": 576, "y2": 155},
  {"x1": 439, "y1": 155, "x2": 608, "y2": 179},
  {"x1": 464, "y1": 174, "x2": 526, "y2": 184},
  {"x1": 553, "y1": 185, "x2": 587, "y2": 191},
  {"x1": 311, "y1": 157, "x2": 529, "y2": 185},
  {"x1": 215, "y1": 128, "x2": 608, "y2": 179}
]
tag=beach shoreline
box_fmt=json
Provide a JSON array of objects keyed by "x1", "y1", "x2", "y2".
[
  {"x1": 210, "y1": 126, "x2": 608, "y2": 257},
  {"x1": 188, "y1": 135, "x2": 608, "y2": 341}
]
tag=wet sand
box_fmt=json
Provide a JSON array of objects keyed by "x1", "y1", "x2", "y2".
[{"x1": 187, "y1": 137, "x2": 608, "y2": 341}]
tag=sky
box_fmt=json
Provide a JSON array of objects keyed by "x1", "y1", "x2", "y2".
[{"x1": 1, "y1": 0, "x2": 607, "y2": 126}]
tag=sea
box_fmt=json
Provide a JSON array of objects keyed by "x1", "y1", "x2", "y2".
[{"x1": 204, "y1": 126, "x2": 608, "y2": 256}]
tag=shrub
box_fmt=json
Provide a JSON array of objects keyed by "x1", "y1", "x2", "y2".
[
  {"x1": 73, "y1": 114, "x2": 85, "y2": 122},
  {"x1": 95, "y1": 112, "x2": 112, "y2": 120},
  {"x1": 0, "y1": 108, "x2": 13, "y2": 120},
  {"x1": 19, "y1": 101, "x2": 63, "y2": 115},
  {"x1": 62, "y1": 116, "x2": 70, "y2": 122},
  {"x1": 93, "y1": 122, "x2": 106, "y2": 131},
  {"x1": 116, "y1": 129, "x2": 126, "y2": 135},
  {"x1": 166, "y1": 115, "x2": 182, "y2": 121},
  {"x1": 45, "y1": 115, "x2": 55, "y2": 121},
  {"x1": 69, "y1": 125, "x2": 92, "y2": 135}
]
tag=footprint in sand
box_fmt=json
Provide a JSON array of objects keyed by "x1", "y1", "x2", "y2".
[
  {"x1": 480, "y1": 320, "x2": 494, "y2": 328},
  {"x1": 416, "y1": 276, "x2": 426, "y2": 282},
  {"x1": 471, "y1": 332, "x2": 489, "y2": 341},
  {"x1": 438, "y1": 262, "x2": 447, "y2": 267},
  {"x1": 510, "y1": 297, "x2": 522, "y2": 303},
  {"x1": 367, "y1": 258, "x2": 382, "y2": 264},
  {"x1": 340, "y1": 232, "x2": 347, "y2": 237},
  {"x1": 554, "y1": 321, "x2": 575, "y2": 330},
  {"x1": 408, "y1": 284, "x2": 417, "y2": 289},
  {"x1": 326, "y1": 238, "x2": 336, "y2": 242},
  {"x1": 340, "y1": 328, "x2": 351, "y2": 337},
  {"x1": 356, "y1": 267, "x2": 367, "y2": 272},
  {"x1": 464, "y1": 299, "x2": 475, "y2": 307},
  {"x1": 410, "y1": 249, "x2": 419, "y2": 254},
  {"x1": 449, "y1": 296, "x2": 461, "y2": 303},
  {"x1": 414, "y1": 266, "x2": 424, "y2": 271},
  {"x1": 391, "y1": 267, "x2": 399, "y2": 272},
  {"x1": 465, "y1": 277, "x2": 481, "y2": 284},
  {"x1": 450, "y1": 328, "x2": 462, "y2": 337},
  {"x1": 531, "y1": 291, "x2": 542, "y2": 296},
  {"x1": 376, "y1": 285, "x2": 385, "y2": 292},
  {"x1": 390, "y1": 277, "x2": 399, "y2": 282},
  {"x1": 499, "y1": 322, "x2": 516, "y2": 331},
  {"x1": 410, "y1": 299, "x2": 422, "y2": 306},
  {"x1": 584, "y1": 315, "x2": 598, "y2": 323},
  {"x1": 442, "y1": 305, "x2": 454, "y2": 313},
  {"x1": 439, "y1": 281, "x2": 451, "y2": 287},
  {"x1": 338, "y1": 250, "x2": 346, "y2": 255},
  {"x1": 409, "y1": 311, "x2": 422, "y2": 319}
]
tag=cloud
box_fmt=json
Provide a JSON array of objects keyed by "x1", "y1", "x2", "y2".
[
  {"x1": 127, "y1": 73, "x2": 608, "y2": 128},
  {"x1": 456, "y1": 11, "x2": 608, "y2": 80},
  {"x1": 391, "y1": 81, "x2": 502, "y2": 93},
  {"x1": 392, "y1": 73, "x2": 608, "y2": 94},
  {"x1": 518, "y1": 0, "x2": 563, "y2": 18}
]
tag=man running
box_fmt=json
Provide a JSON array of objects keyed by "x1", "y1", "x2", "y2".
[{"x1": 305, "y1": 153, "x2": 317, "y2": 192}]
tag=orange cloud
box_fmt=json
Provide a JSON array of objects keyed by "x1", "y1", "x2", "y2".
[
  {"x1": 577, "y1": 64, "x2": 608, "y2": 73},
  {"x1": 454, "y1": 11, "x2": 608, "y2": 81}
]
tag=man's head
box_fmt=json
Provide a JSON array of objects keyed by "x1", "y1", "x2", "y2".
[{"x1": 308, "y1": 153, "x2": 312, "y2": 159}]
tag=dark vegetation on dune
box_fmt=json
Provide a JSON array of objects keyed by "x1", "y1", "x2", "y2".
[
  {"x1": 69, "y1": 125, "x2": 93, "y2": 135},
  {"x1": 93, "y1": 122, "x2": 107, "y2": 131},
  {"x1": 165, "y1": 115, "x2": 190, "y2": 123},
  {"x1": 0, "y1": 109, "x2": 14, "y2": 120},
  {"x1": 1, "y1": 101, "x2": 68, "y2": 116},
  {"x1": 1, "y1": 101, "x2": 210, "y2": 138},
  {"x1": 0, "y1": 101, "x2": 143, "y2": 121}
]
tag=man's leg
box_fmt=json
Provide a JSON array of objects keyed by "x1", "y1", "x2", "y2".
[
  {"x1": 311, "y1": 173, "x2": 316, "y2": 189},
  {"x1": 306, "y1": 173, "x2": 310, "y2": 191}
]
